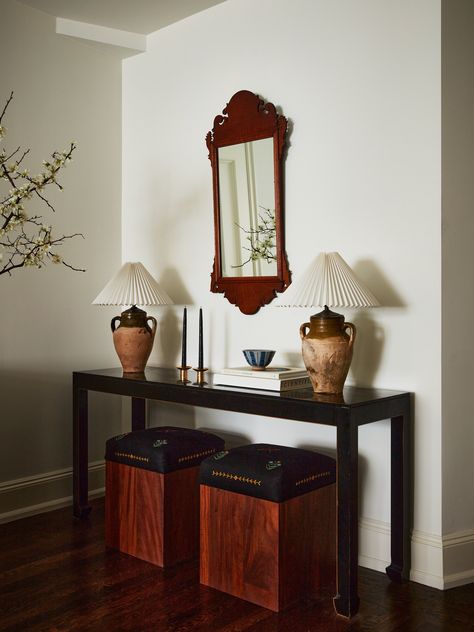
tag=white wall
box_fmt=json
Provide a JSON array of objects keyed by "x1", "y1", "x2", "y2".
[
  {"x1": 123, "y1": 0, "x2": 446, "y2": 585},
  {"x1": 0, "y1": 0, "x2": 123, "y2": 519},
  {"x1": 441, "y1": 0, "x2": 474, "y2": 584}
]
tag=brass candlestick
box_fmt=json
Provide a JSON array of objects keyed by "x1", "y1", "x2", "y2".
[
  {"x1": 177, "y1": 365, "x2": 191, "y2": 384},
  {"x1": 193, "y1": 367, "x2": 208, "y2": 386}
]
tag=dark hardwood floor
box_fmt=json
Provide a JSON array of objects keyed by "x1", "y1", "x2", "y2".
[{"x1": 1, "y1": 499, "x2": 473, "y2": 632}]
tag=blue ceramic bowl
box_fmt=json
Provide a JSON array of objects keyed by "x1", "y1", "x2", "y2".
[{"x1": 243, "y1": 349, "x2": 276, "y2": 370}]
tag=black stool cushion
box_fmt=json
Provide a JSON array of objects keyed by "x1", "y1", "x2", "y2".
[
  {"x1": 200, "y1": 443, "x2": 336, "y2": 502},
  {"x1": 105, "y1": 426, "x2": 225, "y2": 474}
]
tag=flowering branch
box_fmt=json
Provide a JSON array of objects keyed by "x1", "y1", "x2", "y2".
[
  {"x1": 0, "y1": 91, "x2": 84, "y2": 276},
  {"x1": 232, "y1": 206, "x2": 277, "y2": 269}
]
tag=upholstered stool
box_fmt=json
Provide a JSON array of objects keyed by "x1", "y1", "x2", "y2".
[
  {"x1": 199, "y1": 443, "x2": 336, "y2": 612},
  {"x1": 105, "y1": 426, "x2": 225, "y2": 567}
]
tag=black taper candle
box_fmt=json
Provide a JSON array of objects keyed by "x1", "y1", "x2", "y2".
[
  {"x1": 181, "y1": 307, "x2": 187, "y2": 367},
  {"x1": 198, "y1": 308, "x2": 203, "y2": 369}
]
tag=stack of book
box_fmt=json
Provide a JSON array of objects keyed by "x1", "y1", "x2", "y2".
[{"x1": 212, "y1": 366, "x2": 311, "y2": 392}]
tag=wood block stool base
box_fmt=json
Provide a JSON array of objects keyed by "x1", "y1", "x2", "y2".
[
  {"x1": 106, "y1": 461, "x2": 200, "y2": 567},
  {"x1": 105, "y1": 426, "x2": 225, "y2": 567},
  {"x1": 200, "y1": 483, "x2": 336, "y2": 612}
]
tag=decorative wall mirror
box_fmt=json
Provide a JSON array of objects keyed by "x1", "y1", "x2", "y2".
[{"x1": 206, "y1": 90, "x2": 290, "y2": 314}]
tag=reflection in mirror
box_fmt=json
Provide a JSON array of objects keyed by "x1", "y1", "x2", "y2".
[{"x1": 218, "y1": 138, "x2": 276, "y2": 277}]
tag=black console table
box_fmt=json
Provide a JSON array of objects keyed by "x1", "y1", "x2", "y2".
[{"x1": 72, "y1": 367, "x2": 411, "y2": 618}]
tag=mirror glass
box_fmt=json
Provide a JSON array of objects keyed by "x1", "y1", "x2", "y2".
[{"x1": 218, "y1": 137, "x2": 276, "y2": 277}]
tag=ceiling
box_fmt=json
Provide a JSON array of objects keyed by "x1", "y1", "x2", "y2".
[{"x1": 17, "y1": 0, "x2": 226, "y2": 35}]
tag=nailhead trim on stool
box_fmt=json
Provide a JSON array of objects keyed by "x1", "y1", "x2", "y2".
[
  {"x1": 200, "y1": 443, "x2": 336, "y2": 611},
  {"x1": 105, "y1": 426, "x2": 225, "y2": 567}
]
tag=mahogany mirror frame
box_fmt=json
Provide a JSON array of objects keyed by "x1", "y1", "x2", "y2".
[{"x1": 206, "y1": 90, "x2": 291, "y2": 315}]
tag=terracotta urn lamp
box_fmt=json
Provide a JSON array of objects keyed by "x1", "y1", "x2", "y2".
[
  {"x1": 276, "y1": 252, "x2": 379, "y2": 394},
  {"x1": 92, "y1": 262, "x2": 174, "y2": 373}
]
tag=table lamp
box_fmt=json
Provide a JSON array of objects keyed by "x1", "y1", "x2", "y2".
[
  {"x1": 276, "y1": 252, "x2": 379, "y2": 393},
  {"x1": 92, "y1": 262, "x2": 174, "y2": 373}
]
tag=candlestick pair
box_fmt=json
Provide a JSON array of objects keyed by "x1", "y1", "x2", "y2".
[{"x1": 177, "y1": 307, "x2": 207, "y2": 384}]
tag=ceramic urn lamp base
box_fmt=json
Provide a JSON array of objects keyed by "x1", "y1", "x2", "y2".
[
  {"x1": 111, "y1": 305, "x2": 157, "y2": 374},
  {"x1": 300, "y1": 306, "x2": 356, "y2": 395}
]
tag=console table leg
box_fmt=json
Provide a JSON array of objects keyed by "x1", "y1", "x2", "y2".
[
  {"x1": 333, "y1": 412, "x2": 360, "y2": 618},
  {"x1": 131, "y1": 397, "x2": 146, "y2": 431},
  {"x1": 386, "y1": 407, "x2": 411, "y2": 582},
  {"x1": 73, "y1": 385, "x2": 90, "y2": 519}
]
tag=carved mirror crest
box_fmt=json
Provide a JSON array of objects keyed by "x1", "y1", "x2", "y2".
[{"x1": 206, "y1": 90, "x2": 291, "y2": 314}]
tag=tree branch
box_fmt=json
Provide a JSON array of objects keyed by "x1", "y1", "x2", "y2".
[
  {"x1": 0, "y1": 91, "x2": 13, "y2": 125},
  {"x1": 0, "y1": 92, "x2": 83, "y2": 277}
]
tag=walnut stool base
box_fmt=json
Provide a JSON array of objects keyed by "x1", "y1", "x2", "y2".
[
  {"x1": 106, "y1": 461, "x2": 199, "y2": 567},
  {"x1": 200, "y1": 483, "x2": 336, "y2": 612}
]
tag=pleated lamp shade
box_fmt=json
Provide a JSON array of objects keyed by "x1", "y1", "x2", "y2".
[
  {"x1": 92, "y1": 262, "x2": 174, "y2": 307},
  {"x1": 276, "y1": 252, "x2": 379, "y2": 308}
]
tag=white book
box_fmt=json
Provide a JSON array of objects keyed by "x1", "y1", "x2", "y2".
[
  {"x1": 212, "y1": 372, "x2": 311, "y2": 392},
  {"x1": 220, "y1": 366, "x2": 308, "y2": 380}
]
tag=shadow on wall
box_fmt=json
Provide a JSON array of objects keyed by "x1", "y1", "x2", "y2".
[
  {"x1": 148, "y1": 401, "x2": 196, "y2": 429},
  {"x1": 158, "y1": 308, "x2": 180, "y2": 368},
  {"x1": 159, "y1": 267, "x2": 193, "y2": 306},
  {"x1": 147, "y1": 405, "x2": 251, "y2": 450},
  {"x1": 298, "y1": 443, "x2": 337, "y2": 461},
  {"x1": 0, "y1": 369, "x2": 67, "y2": 481},
  {"x1": 157, "y1": 267, "x2": 193, "y2": 368},
  {"x1": 0, "y1": 369, "x2": 122, "y2": 482},
  {"x1": 352, "y1": 259, "x2": 405, "y2": 309},
  {"x1": 282, "y1": 350, "x2": 305, "y2": 368},
  {"x1": 198, "y1": 429, "x2": 250, "y2": 450},
  {"x1": 349, "y1": 258, "x2": 406, "y2": 388},
  {"x1": 349, "y1": 311, "x2": 385, "y2": 388}
]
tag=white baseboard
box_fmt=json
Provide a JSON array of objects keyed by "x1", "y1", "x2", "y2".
[
  {"x1": 443, "y1": 569, "x2": 474, "y2": 589},
  {"x1": 359, "y1": 517, "x2": 474, "y2": 589},
  {"x1": 0, "y1": 487, "x2": 105, "y2": 524},
  {"x1": 442, "y1": 530, "x2": 474, "y2": 589},
  {"x1": 410, "y1": 528, "x2": 445, "y2": 589},
  {"x1": 359, "y1": 516, "x2": 392, "y2": 574},
  {"x1": 0, "y1": 461, "x2": 105, "y2": 524}
]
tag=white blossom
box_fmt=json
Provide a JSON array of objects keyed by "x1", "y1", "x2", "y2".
[{"x1": 0, "y1": 92, "x2": 84, "y2": 276}]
